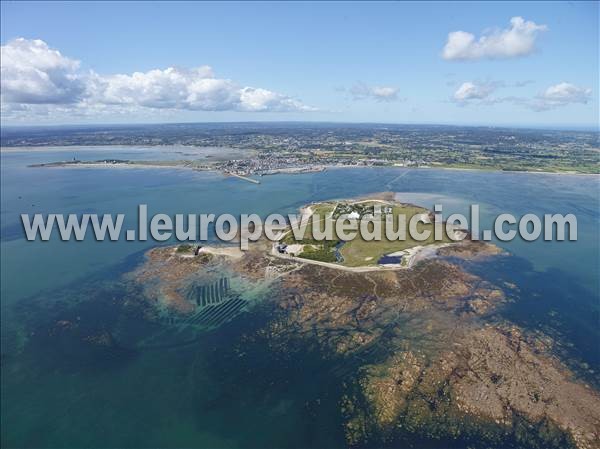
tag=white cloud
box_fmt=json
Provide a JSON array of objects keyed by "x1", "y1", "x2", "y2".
[
  {"x1": 442, "y1": 17, "x2": 547, "y2": 61},
  {"x1": 530, "y1": 82, "x2": 592, "y2": 111},
  {"x1": 539, "y1": 82, "x2": 592, "y2": 105},
  {"x1": 452, "y1": 81, "x2": 499, "y2": 103},
  {"x1": 1, "y1": 38, "x2": 85, "y2": 104},
  {"x1": 450, "y1": 80, "x2": 593, "y2": 111},
  {"x1": 0, "y1": 38, "x2": 314, "y2": 118},
  {"x1": 94, "y1": 67, "x2": 240, "y2": 111},
  {"x1": 349, "y1": 82, "x2": 401, "y2": 102},
  {"x1": 238, "y1": 87, "x2": 314, "y2": 112}
]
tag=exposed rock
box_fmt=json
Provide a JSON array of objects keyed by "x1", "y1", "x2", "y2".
[
  {"x1": 449, "y1": 325, "x2": 600, "y2": 449},
  {"x1": 126, "y1": 235, "x2": 598, "y2": 448},
  {"x1": 126, "y1": 246, "x2": 214, "y2": 313},
  {"x1": 439, "y1": 240, "x2": 507, "y2": 260},
  {"x1": 344, "y1": 325, "x2": 600, "y2": 449}
]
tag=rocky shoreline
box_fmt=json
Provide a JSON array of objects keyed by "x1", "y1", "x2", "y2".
[{"x1": 126, "y1": 224, "x2": 599, "y2": 448}]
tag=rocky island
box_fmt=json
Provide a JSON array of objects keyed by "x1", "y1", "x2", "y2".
[{"x1": 124, "y1": 196, "x2": 600, "y2": 449}]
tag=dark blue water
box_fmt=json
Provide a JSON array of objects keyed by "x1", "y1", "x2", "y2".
[
  {"x1": 378, "y1": 255, "x2": 403, "y2": 264},
  {"x1": 1, "y1": 147, "x2": 598, "y2": 448}
]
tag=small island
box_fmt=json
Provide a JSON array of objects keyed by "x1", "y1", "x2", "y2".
[{"x1": 124, "y1": 194, "x2": 599, "y2": 449}]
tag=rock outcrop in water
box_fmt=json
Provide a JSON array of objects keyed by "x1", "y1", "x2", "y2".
[
  {"x1": 127, "y1": 246, "x2": 215, "y2": 313},
  {"x1": 128, "y1": 232, "x2": 600, "y2": 449},
  {"x1": 342, "y1": 323, "x2": 598, "y2": 449}
]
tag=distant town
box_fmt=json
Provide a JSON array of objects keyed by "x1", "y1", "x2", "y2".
[{"x1": 4, "y1": 122, "x2": 599, "y2": 174}]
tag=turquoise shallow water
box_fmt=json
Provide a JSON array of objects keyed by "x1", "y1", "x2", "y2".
[{"x1": 1, "y1": 147, "x2": 599, "y2": 448}]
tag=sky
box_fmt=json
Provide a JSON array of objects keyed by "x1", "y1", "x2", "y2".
[{"x1": 1, "y1": 1, "x2": 598, "y2": 129}]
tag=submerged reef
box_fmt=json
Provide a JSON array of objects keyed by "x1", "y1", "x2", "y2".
[{"x1": 125, "y1": 214, "x2": 599, "y2": 448}]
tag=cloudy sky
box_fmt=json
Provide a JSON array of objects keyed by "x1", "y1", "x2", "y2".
[{"x1": 1, "y1": 1, "x2": 597, "y2": 129}]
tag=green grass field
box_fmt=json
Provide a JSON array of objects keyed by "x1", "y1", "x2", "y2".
[
  {"x1": 339, "y1": 203, "x2": 453, "y2": 267},
  {"x1": 282, "y1": 200, "x2": 454, "y2": 267}
]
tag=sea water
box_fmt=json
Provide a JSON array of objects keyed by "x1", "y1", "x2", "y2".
[{"x1": 1, "y1": 147, "x2": 598, "y2": 448}]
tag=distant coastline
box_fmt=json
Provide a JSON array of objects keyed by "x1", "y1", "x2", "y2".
[
  {"x1": 2, "y1": 122, "x2": 598, "y2": 175},
  {"x1": 23, "y1": 153, "x2": 600, "y2": 177}
]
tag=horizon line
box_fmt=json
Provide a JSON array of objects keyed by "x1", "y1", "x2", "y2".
[{"x1": 2, "y1": 119, "x2": 599, "y2": 134}]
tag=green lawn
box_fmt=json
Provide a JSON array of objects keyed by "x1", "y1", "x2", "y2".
[
  {"x1": 282, "y1": 202, "x2": 338, "y2": 245},
  {"x1": 283, "y1": 200, "x2": 455, "y2": 267},
  {"x1": 339, "y1": 204, "x2": 453, "y2": 267}
]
